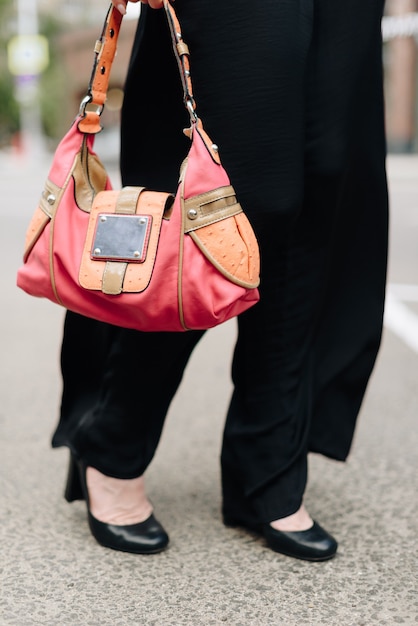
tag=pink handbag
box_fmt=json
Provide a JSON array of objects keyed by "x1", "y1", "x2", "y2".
[{"x1": 17, "y1": 2, "x2": 260, "y2": 332}]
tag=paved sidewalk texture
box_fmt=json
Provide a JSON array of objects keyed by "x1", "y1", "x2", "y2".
[{"x1": 1, "y1": 151, "x2": 417, "y2": 625}]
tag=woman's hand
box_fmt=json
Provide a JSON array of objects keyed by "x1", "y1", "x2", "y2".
[{"x1": 112, "y1": 0, "x2": 164, "y2": 15}]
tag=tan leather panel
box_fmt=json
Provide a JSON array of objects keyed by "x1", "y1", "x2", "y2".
[
  {"x1": 23, "y1": 206, "x2": 50, "y2": 263},
  {"x1": 39, "y1": 178, "x2": 63, "y2": 219},
  {"x1": 102, "y1": 261, "x2": 128, "y2": 295},
  {"x1": 23, "y1": 169, "x2": 76, "y2": 262},
  {"x1": 85, "y1": 152, "x2": 108, "y2": 203},
  {"x1": 72, "y1": 147, "x2": 108, "y2": 213},
  {"x1": 176, "y1": 42, "x2": 190, "y2": 56},
  {"x1": 183, "y1": 186, "x2": 242, "y2": 232},
  {"x1": 115, "y1": 187, "x2": 145, "y2": 214}
]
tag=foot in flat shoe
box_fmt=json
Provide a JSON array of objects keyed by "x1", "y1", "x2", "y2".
[
  {"x1": 262, "y1": 520, "x2": 338, "y2": 561},
  {"x1": 223, "y1": 503, "x2": 337, "y2": 561}
]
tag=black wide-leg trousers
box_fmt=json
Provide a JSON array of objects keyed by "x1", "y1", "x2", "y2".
[{"x1": 53, "y1": 0, "x2": 388, "y2": 523}]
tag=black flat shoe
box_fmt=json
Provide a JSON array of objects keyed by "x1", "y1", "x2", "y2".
[
  {"x1": 65, "y1": 454, "x2": 169, "y2": 554},
  {"x1": 86, "y1": 512, "x2": 169, "y2": 555},
  {"x1": 224, "y1": 516, "x2": 337, "y2": 561},
  {"x1": 262, "y1": 521, "x2": 338, "y2": 561}
]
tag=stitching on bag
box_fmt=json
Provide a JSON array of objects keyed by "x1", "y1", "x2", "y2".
[
  {"x1": 184, "y1": 205, "x2": 242, "y2": 233},
  {"x1": 49, "y1": 153, "x2": 81, "y2": 306},
  {"x1": 184, "y1": 185, "x2": 235, "y2": 207},
  {"x1": 178, "y1": 171, "x2": 188, "y2": 330}
]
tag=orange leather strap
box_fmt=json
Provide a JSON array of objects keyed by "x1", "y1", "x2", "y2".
[
  {"x1": 78, "y1": 6, "x2": 123, "y2": 133},
  {"x1": 78, "y1": 2, "x2": 198, "y2": 135},
  {"x1": 164, "y1": 1, "x2": 196, "y2": 120}
]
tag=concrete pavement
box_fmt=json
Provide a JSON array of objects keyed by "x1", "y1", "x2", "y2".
[{"x1": 1, "y1": 150, "x2": 417, "y2": 625}]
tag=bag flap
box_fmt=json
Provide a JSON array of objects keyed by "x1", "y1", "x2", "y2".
[{"x1": 79, "y1": 187, "x2": 173, "y2": 294}]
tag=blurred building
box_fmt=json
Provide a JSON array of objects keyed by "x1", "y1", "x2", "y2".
[
  {"x1": 384, "y1": 0, "x2": 418, "y2": 152},
  {"x1": 53, "y1": 0, "x2": 418, "y2": 154},
  {"x1": 4, "y1": 0, "x2": 418, "y2": 154},
  {"x1": 58, "y1": 16, "x2": 138, "y2": 129},
  {"x1": 38, "y1": 0, "x2": 122, "y2": 27}
]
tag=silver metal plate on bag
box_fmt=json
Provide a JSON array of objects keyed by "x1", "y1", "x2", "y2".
[{"x1": 91, "y1": 213, "x2": 152, "y2": 263}]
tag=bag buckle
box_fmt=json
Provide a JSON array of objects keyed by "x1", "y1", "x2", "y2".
[{"x1": 79, "y1": 94, "x2": 104, "y2": 118}]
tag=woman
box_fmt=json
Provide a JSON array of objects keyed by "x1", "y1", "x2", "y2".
[{"x1": 53, "y1": 0, "x2": 388, "y2": 560}]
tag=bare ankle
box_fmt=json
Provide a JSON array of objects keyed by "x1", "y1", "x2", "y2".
[
  {"x1": 270, "y1": 504, "x2": 313, "y2": 532},
  {"x1": 86, "y1": 467, "x2": 153, "y2": 525}
]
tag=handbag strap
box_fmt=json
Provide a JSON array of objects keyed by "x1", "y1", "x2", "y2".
[{"x1": 78, "y1": 1, "x2": 197, "y2": 134}]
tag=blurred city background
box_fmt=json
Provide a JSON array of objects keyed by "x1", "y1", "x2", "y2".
[
  {"x1": 0, "y1": 0, "x2": 418, "y2": 160},
  {"x1": 1, "y1": 3, "x2": 417, "y2": 623}
]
